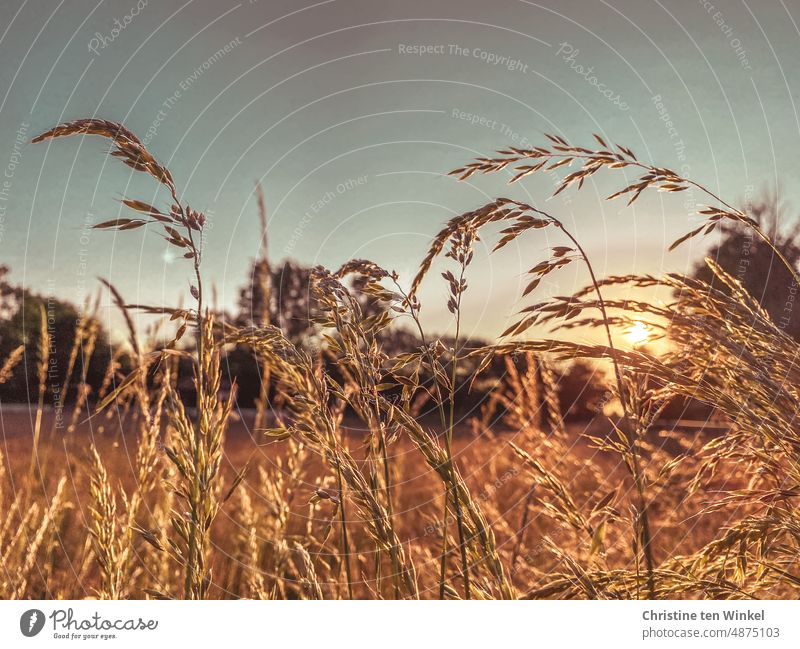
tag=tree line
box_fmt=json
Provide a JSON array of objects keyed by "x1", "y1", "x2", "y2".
[{"x1": 1, "y1": 187, "x2": 795, "y2": 425}]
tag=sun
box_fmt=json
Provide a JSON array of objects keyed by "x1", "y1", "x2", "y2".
[{"x1": 626, "y1": 320, "x2": 652, "y2": 345}]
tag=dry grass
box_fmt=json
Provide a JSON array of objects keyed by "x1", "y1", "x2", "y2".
[{"x1": 0, "y1": 121, "x2": 798, "y2": 599}]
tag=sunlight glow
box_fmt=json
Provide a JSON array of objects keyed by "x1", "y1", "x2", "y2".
[{"x1": 626, "y1": 320, "x2": 652, "y2": 345}]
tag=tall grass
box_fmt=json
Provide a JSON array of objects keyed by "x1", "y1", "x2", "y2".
[{"x1": 0, "y1": 120, "x2": 796, "y2": 599}]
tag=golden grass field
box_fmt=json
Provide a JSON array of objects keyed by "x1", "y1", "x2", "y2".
[{"x1": 1, "y1": 121, "x2": 798, "y2": 600}]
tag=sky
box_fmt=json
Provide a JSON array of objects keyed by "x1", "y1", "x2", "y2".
[{"x1": 1, "y1": 0, "x2": 799, "y2": 343}]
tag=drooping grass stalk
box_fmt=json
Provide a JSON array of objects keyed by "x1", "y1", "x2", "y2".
[
  {"x1": 552, "y1": 219, "x2": 656, "y2": 597},
  {"x1": 389, "y1": 278, "x2": 453, "y2": 598},
  {"x1": 454, "y1": 133, "x2": 800, "y2": 315},
  {"x1": 32, "y1": 119, "x2": 232, "y2": 600},
  {"x1": 495, "y1": 201, "x2": 658, "y2": 596},
  {"x1": 445, "y1": 133, "x2": 682, "y2": 595},
  {"x1": 182, "y1": 219, "x2": 205, "y2": 600},
  {"x1": 319, "y1": 265, "x2": 403, "y2": 597},
  {"x1": 444, "y1": 260, "x2": 471, "y2": 599},
  {"x1": 393, "y1": 255, "x2": 473, "y2": 598},
  {"x1": 411, "y1": 188, "x2": 657, "y2": 596},
  {"x1": 230, "y1": 289, "x2": 420, "y2": 598}
]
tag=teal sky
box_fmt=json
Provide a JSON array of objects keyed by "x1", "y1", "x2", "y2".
[{"x1": 1, "y1": 0, "x2": 799, "y2": 342}]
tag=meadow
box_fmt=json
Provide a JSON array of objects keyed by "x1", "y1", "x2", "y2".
[{"x1": 1, "y1": 120, "x2": 798, "y2": 600}]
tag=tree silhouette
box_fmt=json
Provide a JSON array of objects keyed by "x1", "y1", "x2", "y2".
[
  {"x1": 0, "y1": 266, "x2": 113, "y2": 404},
  {"x1": 237, "y1": 259, "x2": 321, "y2": 347},
  {"x1": 693, "y1": 187, "x2": 800, "y2": 340}
]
